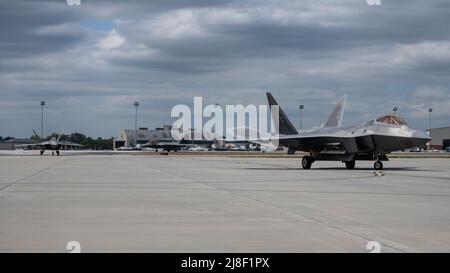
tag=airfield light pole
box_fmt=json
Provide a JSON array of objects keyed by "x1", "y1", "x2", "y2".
[
  {"x1": 215, "y1": 103, "x2": 221, "y2": 140},
  {"x1": 190, "y1": 128, "x2": 195, "y2": 146},
  {"x1": 134, "y1": 102, "x2": 139, "y2": 147},
  {"x1": 428, "y1": 108, "x2": 433, "y2": 151},
  {"x1": 299, "y1": 105, "x2": 304, "y2": 130},
  {"x1": 428, "y1": 108, "x2": 433, "y2": 132},
  {"x1": 40, "y1": 101, "x2": 45, "y2": 140},
  {"x1": 393, "y1": 106, "x2": 398, "y2": 116}
]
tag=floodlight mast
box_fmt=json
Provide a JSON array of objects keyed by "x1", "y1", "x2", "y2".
[
  {"x1": 299, "y1": 104, "x2": 304, "y2": 129},
  {"x1": 134, "y1": 102, "x2": 139, "y2": 147},
  {"x1": 40, "y1": 101, "x2": 46, "y2": 140}
]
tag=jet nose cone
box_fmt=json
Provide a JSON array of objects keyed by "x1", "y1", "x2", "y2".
[
  {"x1": 414, "y1": 130, "x2": 431, "y2": 140},
  {"x1": 412, "y1": 130, "x2": 431, "y2": 146}
]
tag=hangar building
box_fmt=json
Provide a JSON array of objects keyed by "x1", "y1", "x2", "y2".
[
  {"x1": 113, "y1": 126, "x2": 173, "y2": 149},
  {"x1": 428, "y1": 127, "x2": 450, "y2": 150}
]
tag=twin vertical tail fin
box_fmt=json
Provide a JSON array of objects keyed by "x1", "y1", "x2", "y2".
[
  {"x1": 32, "y1": 129, "x2": 41, "y2": 139},
  {"x1": 57, "y1": 129, "x2": 64, "y2": 142},
  {"x1": 266, "y1": 92, "x2": 347, "y2": 134},
  {"x1": 266, "y1": 92, "x2": 298, "y2": 135},
  {"x1": 322, "y1": 95, "x2": 347, "y2": 128}
]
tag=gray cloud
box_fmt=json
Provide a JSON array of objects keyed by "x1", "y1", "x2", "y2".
[
  {"x1": 0, "y1": 0, "x2": 87, "y2": 59},
  {"x1": 1, "y1": 0, "x2": 450, "y2": 138}
]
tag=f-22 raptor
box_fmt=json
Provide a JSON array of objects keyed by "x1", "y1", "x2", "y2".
[
  {"x1": 266, "y1": 92, "x2": 431, "y2": 170},
  {"x1": 15, "y1": 130, "x2": 82, "y2": 156}
]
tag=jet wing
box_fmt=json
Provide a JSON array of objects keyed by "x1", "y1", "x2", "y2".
[
  {"x1": 14, "y1": 143, "x2": 43, "y2": 149},
  {"x1": 270, "y1": 129, "x2": 373, "y2": 154},
  {"x1": 14, "y1": 141, "x2": 51, "y2": 149},
  {"x1": 15, "y1": 141, "x2": 82, "y2": 149},
  {"x1": 142, "y1": 141, "x2": 192, "y2": 150},
  {"x1": 58, "y1": 141, "x2": 83, "y2": 148}
]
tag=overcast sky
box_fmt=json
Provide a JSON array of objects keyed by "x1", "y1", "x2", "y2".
[{"x1": 1, "y1": 0, "x2": 450, "y2": 138}]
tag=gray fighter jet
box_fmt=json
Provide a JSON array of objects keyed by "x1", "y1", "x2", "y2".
[
  {"x1": 266, "y1": 92, "x2": 431, "y2": 170},
  {"x1": 15, "y1": 130, "x2": 83, "y2": 156},
  {"x1": 141, "y1": 140, "x2": 192, "y2": 152}
]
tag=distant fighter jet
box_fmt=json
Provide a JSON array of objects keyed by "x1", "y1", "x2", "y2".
[
  {"x1": 15, "y1": 130, "x2": 83, "y2": 156},
  {"x1": 265, "y1": 92, "x2": 431, "y2": 170},
  {"x1": 141, "y1": 140, "x2": 191, "y2": 152}
]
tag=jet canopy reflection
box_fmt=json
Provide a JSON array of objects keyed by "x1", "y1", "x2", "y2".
[{"x1": 375, "y1": 114, "x2": 407, "y2": 126}]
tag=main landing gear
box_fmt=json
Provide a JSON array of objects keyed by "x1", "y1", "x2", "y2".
[
  {"x1": 40, "y1": 150, "x2": 60, "y2": 156},
  {"x1": 301, "y1": 155, "x2": 356, "y2": 170},
  {"x1": 344, "y1": 160, "x2": 355, "y2": 169},
  {"x1": 301, "y1": 155, "x2": 385, "y2": 170}
]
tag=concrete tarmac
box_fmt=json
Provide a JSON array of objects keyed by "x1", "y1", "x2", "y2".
[{"x1": 0, "y1": 154, "x2": 449, "y2": 252}]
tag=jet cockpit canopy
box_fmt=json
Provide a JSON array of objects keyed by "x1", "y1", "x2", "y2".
[{"x1": 375, "y1": 114, "x2": 407, "y2": 126}]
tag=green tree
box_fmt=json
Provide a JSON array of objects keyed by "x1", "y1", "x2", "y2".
[{"x1": 69, "y1": 132, "x2": 87, "y2": 144}]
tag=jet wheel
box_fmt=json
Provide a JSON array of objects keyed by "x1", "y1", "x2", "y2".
[
  {"x1": 301, "y1": 156, "x2": 313, "y2": 169},
  {"x1": 345, "y1": 160, "x2": 355, "y2": 169},
  {"x1": 374, "y1": 160, "x2": 383, "y2": 170}
]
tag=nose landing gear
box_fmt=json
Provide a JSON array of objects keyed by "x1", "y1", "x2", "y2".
[{"x1": 374, "y1": 160, "x2": 383, "y2": 170}]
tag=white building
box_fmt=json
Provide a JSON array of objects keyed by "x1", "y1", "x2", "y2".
[
  {"x1": 114, "y1": 126, "x2": 173, "y2": 149},
  {"x1": 113, "y1": 125, "x2": 213, "y2": 149},
  {"x1": 427, "y1": 126, "x2": 450, "y2": 150}
]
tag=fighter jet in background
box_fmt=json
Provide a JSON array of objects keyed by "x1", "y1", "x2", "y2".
[
  {"x1": 141, "y1": 140, "x2": 192, "y2": 152},
  {"x1": 15, "y1": 130, "x2": 83, "y2": 156},
  {"x1": 266, "y1": 92, "x2": 431, "y2": 170}
]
